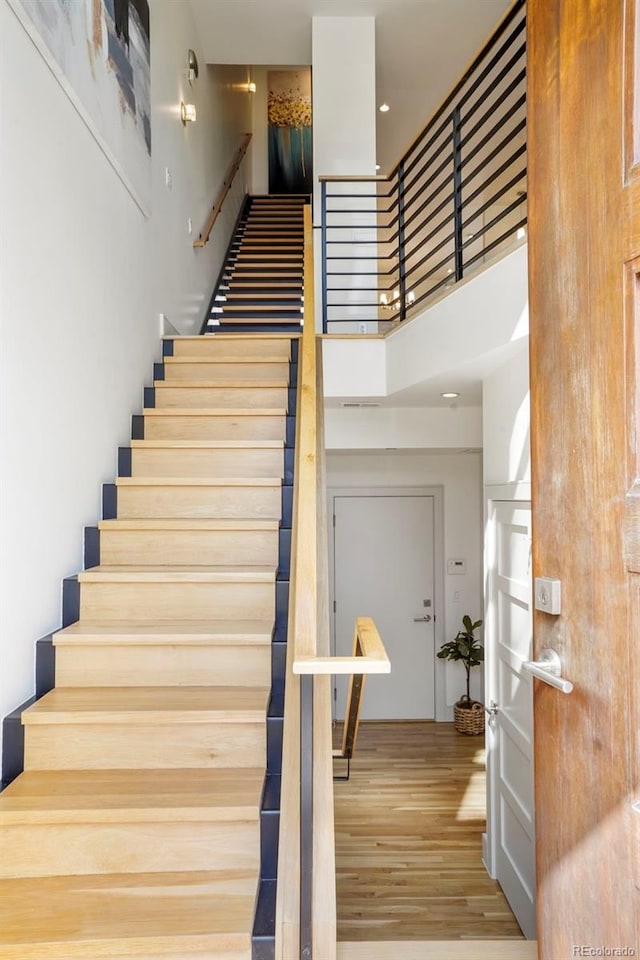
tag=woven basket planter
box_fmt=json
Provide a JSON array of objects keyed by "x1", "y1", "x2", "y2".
[{"x1": 453, "y1": 698, "x2": 485, "y2": 736}]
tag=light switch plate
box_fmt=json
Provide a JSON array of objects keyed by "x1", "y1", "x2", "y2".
[
  {"x1": 447, "y1": 558, "x2": 466, "y2": 575},
  {"x1": 534, "y1": 577, "x2": 562, "y2": 615}
]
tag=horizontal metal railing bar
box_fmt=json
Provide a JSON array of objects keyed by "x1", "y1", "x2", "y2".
[
  {"x1": 463, "y1": 216, "x2": 527, "y2": 271},
  {"x1": 405, "y1": 245, "x2": 457, "y2": 290},
  {"x1": 461, "y1": 141, "x2": 527, "y2": 197},
  {"x1": 325, "y1": 253, "x2": 399, "y2": 261},
  {"x1": 392, "y1": 0, "x2": 526, "y2": 180},
  {"x1": 462, "y1": 160, "x2": 527, "y2": 214},
  {"x1": 404, "y1": 232, "x2": 456, "y2": 283},
  {"x1": 459, "y1": 71, "x2": 527, "y2": 149},
  {"x1": 457, "y1": 22, "x2": 526, "y2": 115},
  {"x1": 460, "y1": 107, "x2": 526, "y2": 173},
  {"x1": 326, "y1": 271, "x2": 454, "y2": 323},
  {"x1": 324, "y1": 205, "x2": 397, "y2": 215},
  {"x1": 324, "y1": 177, "x2": 400, "y2": 196},
  {"x1": 402, "y1": 183, "x2": 456, "y2": 241},
  {"x1": 461, "y1": 196, "x2": 527, "y2": 247},
  {"x1": 461, "y1": 189, "x2": 527, "y2": 234},
  {"x1": 325, "y1": 269, "x2": 398, "y2": 277},
  {"x1": 326, "y1": 286, "x2": 398, "y2": 293},
  {"x1": 402, "y1": 116, "x2": 454, "y2": 185},
  {"x1": 403, "y1": 193, "x2": 456, "y2": 250},
  {"x1": 326, "y1": 237, "x2": 400, "y2": 245},
  {"x1": 401, "y1": 137, "x2": 455, "y2": 209},
  {"x1": 323, "y1": 193, "x2": 395, "y2": 201},
  {"x1": 462, "y1": 142, "x2": 526, "y2": 204}
]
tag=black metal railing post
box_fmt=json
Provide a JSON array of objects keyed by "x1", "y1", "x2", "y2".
[
  {"x1": 300, "y1": 673, "x2": 314, "y2": 959},
  {"x1": 452, "y1": 107, "x2": 464, "y2": 282},
  {"x1": 321, "y1": 181, "x2": 328, "y2": 334},
  {"x1": 397, "y1": 163, "x2": 407, "y2": 322}
]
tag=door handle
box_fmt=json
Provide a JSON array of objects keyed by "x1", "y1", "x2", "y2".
[
  {"x1": 523, "y1": 648, "x2": 573, "y2": 694},
  {"x1": 413, "y1": 615, "x2": 432, "y2": 622}
]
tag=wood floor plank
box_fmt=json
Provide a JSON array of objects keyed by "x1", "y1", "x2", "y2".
[
  {"x1": 337, "y1": 941, "x2": 537, "y2": 959},
  {"x1": 333, "y1": 721, "x2": 525, "y2": 942}
]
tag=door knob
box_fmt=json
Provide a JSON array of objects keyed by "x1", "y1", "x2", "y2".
[{"x1": 413, "y1": 615, "x2": 432, "y2": 622}]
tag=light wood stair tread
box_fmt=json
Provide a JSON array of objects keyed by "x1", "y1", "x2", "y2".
[
  {"x1": 77, "y1": 564, "x2": 277, "y2": 582},
  {"x1": 97, "y1": 518, "x2": 279, "y2": 530},
  {"x1": 129, "y1": 439, "x2": 284, "y2": 449},
  {"x1": 223, "y1": 293, "x2": 301, "y2": 299},
  {"x1": 54, "y1": 618, "x2": 274, "y2": 644},
  {"x1": 189, "y1": 333, "x2": 299, "y2": 340},
  {"x1": 22, "y1": 685, "x2": 270, "y2": 723},
  {"x1": 115, "y1": 476, "x2": 282, "y2": 487},
  {"x1": 164, "y1": 356, "x2": 289, "y2": 364},
  {"x1": 154, "y1": 379, "x2": 289, "y2": 388},
  {"x1": 220, "y1": 305, "x2": 301, "y2": 312},
  {"x1": 0, "y1": 870, "x2": 255, "y2": 958},
  {"x1": 0, "y1": 768, "x2": 264, "y2": 823},
  {"x1": 142, "y1": 407, "x2": 286, "y2": 416},
  {"x1": 217, "y1": 318, "x2": 301, "y2": 325}
]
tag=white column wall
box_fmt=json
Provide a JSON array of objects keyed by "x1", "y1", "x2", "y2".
[{"x1": 312, "y1": 17, "x2": 377, "y2": 332}]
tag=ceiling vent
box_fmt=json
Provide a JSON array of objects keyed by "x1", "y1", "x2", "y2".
[{"x1": 340, "y1": 401, "x2": 381, "y2": 408}]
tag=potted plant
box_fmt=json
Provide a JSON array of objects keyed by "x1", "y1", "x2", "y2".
[{"x1": 437, "y1": 614, "x2": 485, "y2": 735}]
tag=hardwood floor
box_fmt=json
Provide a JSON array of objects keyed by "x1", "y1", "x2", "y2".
[{"x1": 333, "y1": 721, "x2": 524, "y2": 941}]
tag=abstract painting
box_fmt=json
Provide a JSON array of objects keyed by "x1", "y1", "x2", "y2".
[
  {"x1": 268, "y1": 69, "x2": 313, "y2": 195},
  {"x1": 10, "y1": 0, "x2": 151, "y2": 209}
]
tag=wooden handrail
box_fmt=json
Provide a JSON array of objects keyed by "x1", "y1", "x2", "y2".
[
  {"x1": 294, "y1": 616, "x2": 390, "y2": 674},
  {"x1": 192, "y1": 133, "x2": 251, "y2": 248},
  {"x1": 276, "y1": 208, "x2": 389, "y2": 960}
]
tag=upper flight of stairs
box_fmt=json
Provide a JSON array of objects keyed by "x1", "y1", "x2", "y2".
[
  {"x1": 0, "y1": 333, "x2": 297, "y2": 960},
  {"x1": 205, "y1": 195, "x2": 307, "y2": 334}
]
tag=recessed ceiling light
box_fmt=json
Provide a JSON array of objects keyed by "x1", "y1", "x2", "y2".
[
  {"x1": 441, "y1": 391, "x2": 460, "y2": 399},
  {"x1": 379, "y1": 103, "x2": 390, "y2": 112}
]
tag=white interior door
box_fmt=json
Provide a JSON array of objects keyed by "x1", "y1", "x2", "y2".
[
  {"x1": 333, "y1": 494, "x2": 435, "y2": 720},
  {"x1": 487, "y1": 500, "x2": 536, "y2": 938}
]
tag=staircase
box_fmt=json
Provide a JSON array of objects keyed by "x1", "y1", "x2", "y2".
[
  {"x1": 0, "y1": 332, "x2": 297, "y2": 960},
  {"x1": 205, "y1": 195, "x2": 307, "y2": 334}
]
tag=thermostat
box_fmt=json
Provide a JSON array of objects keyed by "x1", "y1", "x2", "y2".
[{"x1": 447, "y1": 559, "x2": 466, "y2": 575}]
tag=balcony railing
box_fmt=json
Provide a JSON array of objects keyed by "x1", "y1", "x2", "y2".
[{"x1": 320, "y1": 0, "x2": 526, "y2": 333}]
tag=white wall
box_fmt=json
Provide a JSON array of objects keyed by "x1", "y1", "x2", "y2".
[
  {"x1": 386, "y1": 244, "x2": 529, "y2": 395},
  {"x1": 0, "y1": 0, "x2": 155, "y2": 748},
  {"x1": 311, "y1": 17, "x2": 376, "y2": 201},
  {"x1": 482, "y1": 341, "x2": 531, "y2": 491},
  {"x1": 152, "y1": 1, "x2": 252, "y2": 334},
  {"x1": 0, "y1": 0, "x2": 251, "y2": 760},
  {"x1": 325, "y1": 404, "x2": 482, "y2": 450},
  {"x1": 326, "y1": 452, "x2": 484, "y2": 718}
]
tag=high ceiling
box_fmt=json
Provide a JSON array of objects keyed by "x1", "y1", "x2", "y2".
[{"x1": 189, "y1": 0, "x2": 511, "y2": 169}]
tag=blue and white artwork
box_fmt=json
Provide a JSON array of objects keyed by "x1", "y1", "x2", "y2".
[{"x1": 12, "y1": 0, "x2": 151, "y2": 209}]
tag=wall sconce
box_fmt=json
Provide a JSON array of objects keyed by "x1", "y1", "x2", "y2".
[
  {"x1": 247, "y1": 81, "x2": 257, "y2": 93},
  {"x1": 181, "y1": 102, "x2": 197, "y2": 125},
  {"x1": 187, "y1": 49, "x2": 199, "y2": 85}
]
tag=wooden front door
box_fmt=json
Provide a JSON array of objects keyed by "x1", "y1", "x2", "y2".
[{"x1": 528, "y1": 0, "x2": 640, "y2": 955}]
